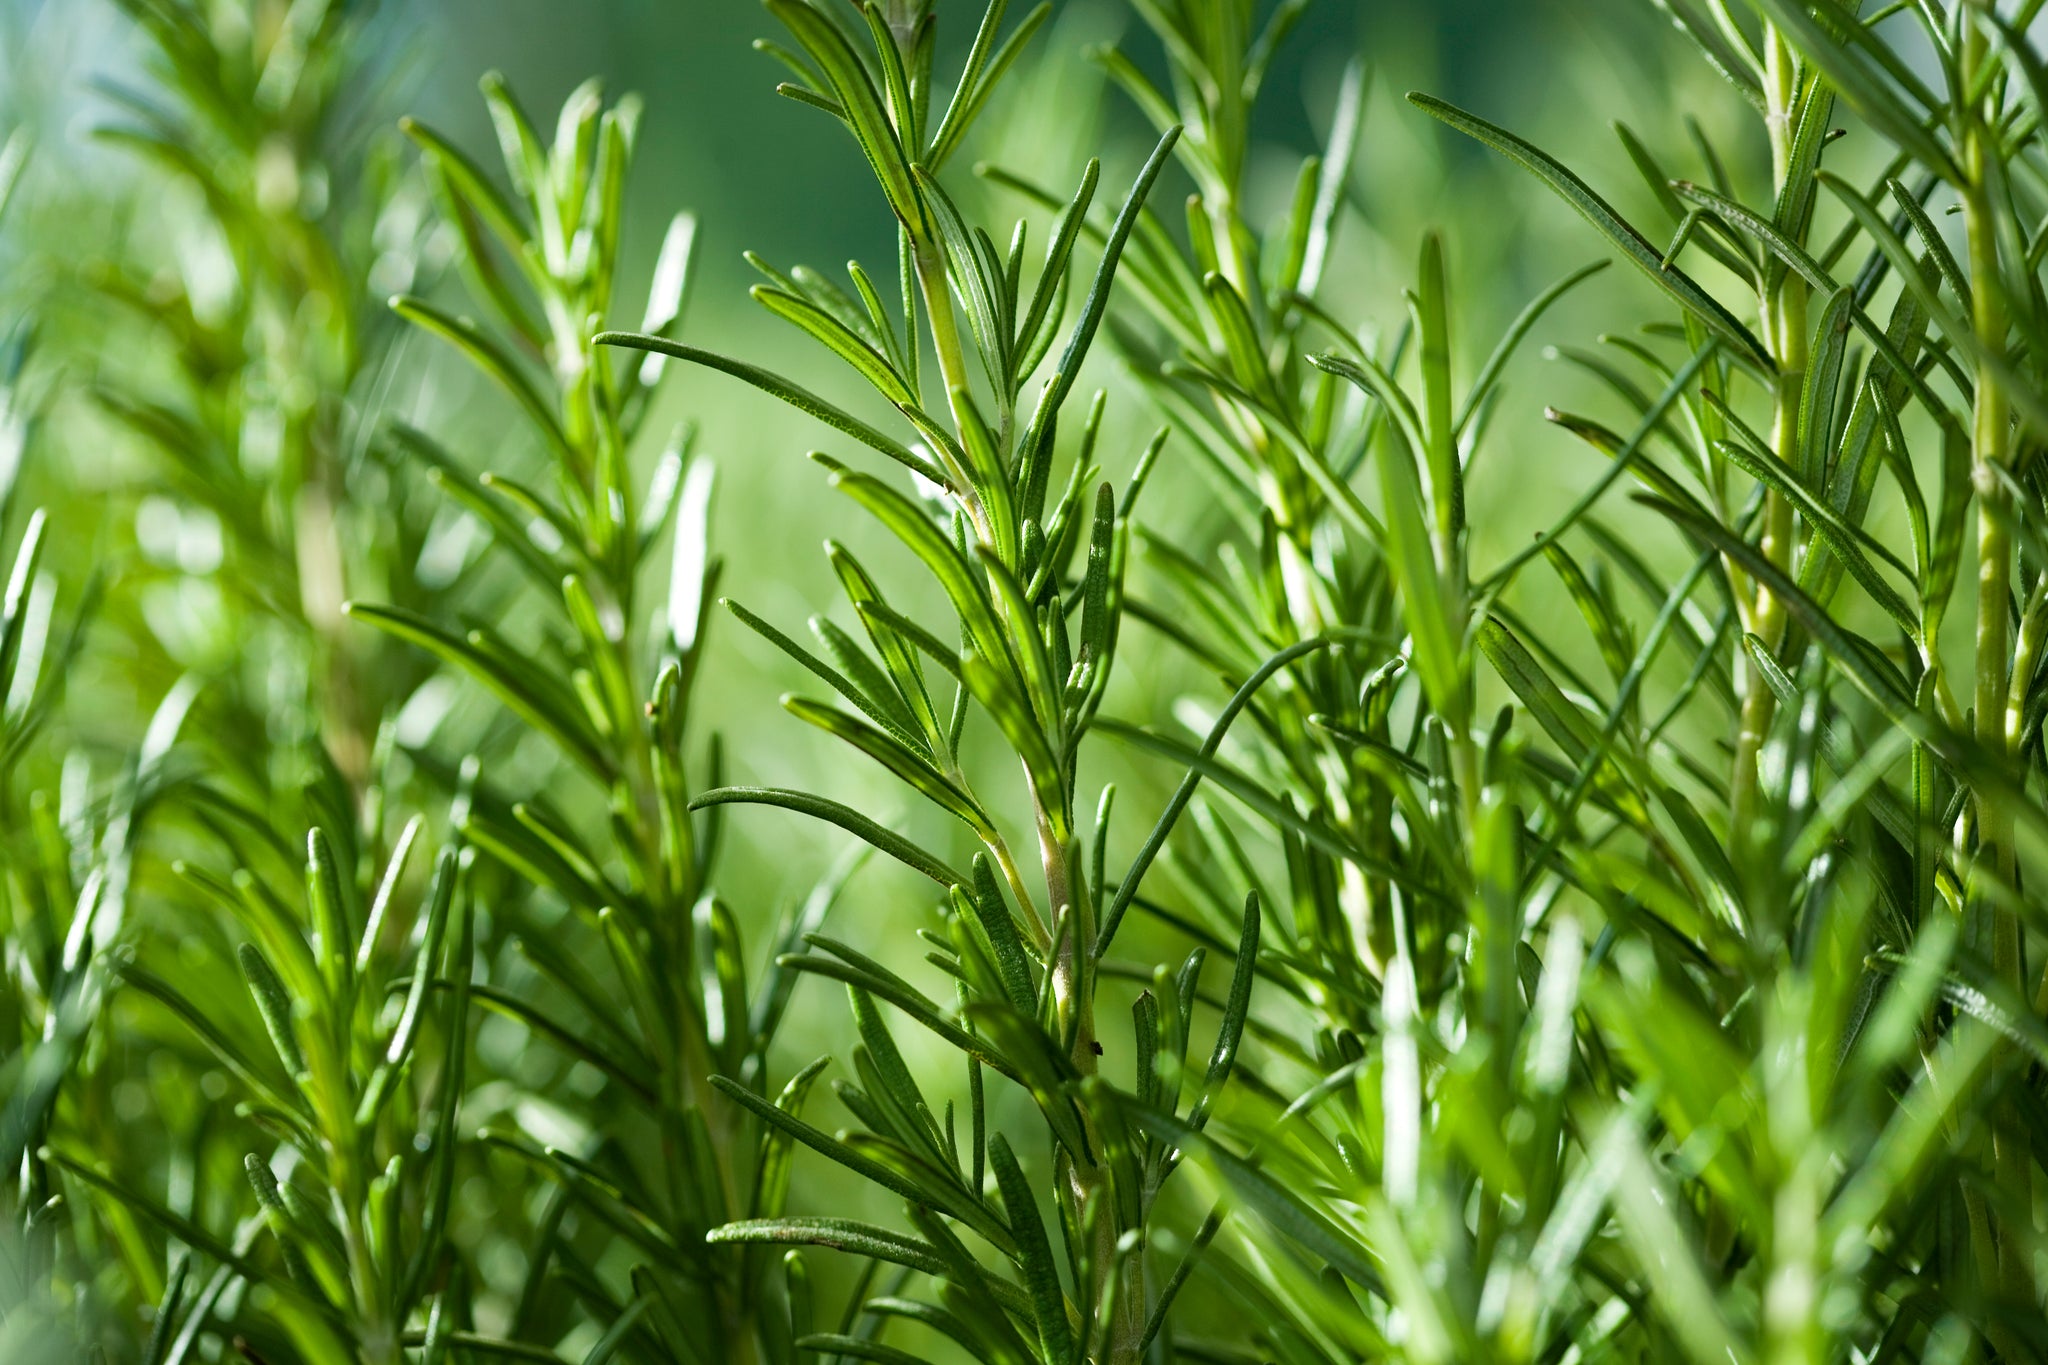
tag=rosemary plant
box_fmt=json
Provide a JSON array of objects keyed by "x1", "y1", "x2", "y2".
[
  {"x1": 360, "y1": 62, "x2": 853, "y2": 1365},
  {"x1": 0, "y1": 494, "x2": 158, "y2": 1362},
  {"x1": 4, "y1": 9, "x2": 488, "y2": 1363},
  {"x1": 84, "y1": 0, "x2": 431, "y2": 787},
  {"x1": 597, "y1": 3, "x2": 1270, "y2": 1363},
  {"x1": 995, "y1": 4, "x2": 1645, "y2": 1358},
  {"x1": 14, "y1": 0, "x2": 2048, "y2": 1362},
  {"x1": 1402, "y1": 1, "x2": 2048, "y2": 1355},
  {"x1": 1045, "y1": 0, "x2": 2048, "y2": 1360},
  {"x1": 1, "y1": 130, "x2": 112, "y2": 1353}
]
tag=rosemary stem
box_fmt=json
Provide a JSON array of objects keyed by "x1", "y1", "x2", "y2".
[
  {"x1": 1959, "y1": 11, "x2": 2033, "y2": 1315},
  {"x1": 1732, "y1": 26, "x2": 1807, "y2": 835}
]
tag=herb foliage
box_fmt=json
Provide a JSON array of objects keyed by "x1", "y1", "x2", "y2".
[{"x1": 8, "y1": 1, "x2": 2048, "y2": 1362}]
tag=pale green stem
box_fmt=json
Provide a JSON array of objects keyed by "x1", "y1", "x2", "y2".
[
  {"x1": 914, "y1": 237, "x2": 973, "y2": 409},
  {"x1": 1960, "y1": 16, "x2": 2034, "y2": 1313},
  {"x1": 1732, "y1": 28, "x2": 1808, "y2": 836},
  {"x1": 1042, "y1": 813, "x2": 1145, "y2": 1365}
]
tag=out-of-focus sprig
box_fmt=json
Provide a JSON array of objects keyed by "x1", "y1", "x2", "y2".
[
  {"x1": 2, "y1": 126, "x2": 195, "y2": 1361},
  {"x1": 54, "y1": 820, "x2": 475, "y2": 1365},
  {"x1": 86, "y1": 0, "x2": 435, "y2": 788},
  {"x1": 22, "y1": 5, "x2": 495, "y2": 1360},
  {"x1": 362, "y1": 64, "x2": 856, "y2": 1362}
]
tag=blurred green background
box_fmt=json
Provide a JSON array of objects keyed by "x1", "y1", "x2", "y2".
[{"x1": 0, "y1": 1, "x2": 1747, "y2": 1348}]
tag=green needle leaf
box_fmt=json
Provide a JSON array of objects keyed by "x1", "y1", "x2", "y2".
[
  {"x1": 238, "y1": 943, "x2": 307, "y2": 1082},
  {"x1": 989, "y1": 1132, "x2": 1073, "y2": 1362},
  {"x1": 689, "y1": 786, "x2": 966, "y2": 888},
  {"x1": 708, "y1": 1216, "x2": 950, "y2": 1279},
  {"x1": 1189, "y1": 891, "x2": 1260, "y2": 1132},
  {"x1": 390, "y1": 294, "x2": 572, "y2": 459},
  {"x1": 591, "y1": 334, "x2": 946, "y2": 484},
  {"x1": 1017, "y1": 124, "x2": 1183, "y2": 476}
]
